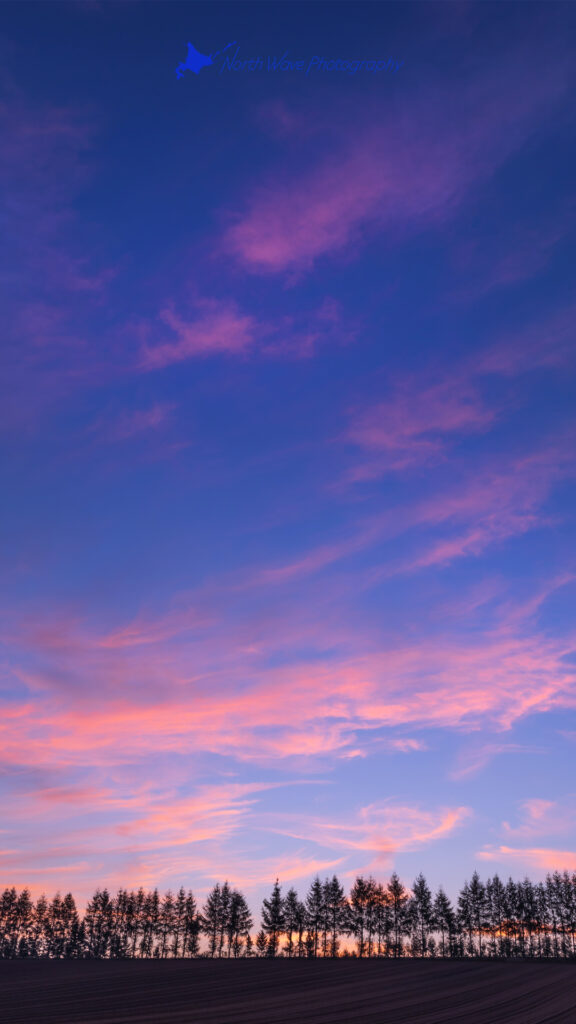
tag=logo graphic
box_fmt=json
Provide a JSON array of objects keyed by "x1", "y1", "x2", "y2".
[
  {"x1": 176, "y1": 41, "x2": 403, "y2": 79},
  {"x1": 176, "y1": 40, "x2": 236, "y2": 78}
]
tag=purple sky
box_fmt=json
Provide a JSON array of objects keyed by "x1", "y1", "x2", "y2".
[{"x1": 1, "y1": 1, "x2": 576, "y2": 909}]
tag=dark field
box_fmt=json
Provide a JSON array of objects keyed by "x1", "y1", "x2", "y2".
[{"x1": 1, "y1": 961, "x2": 576, "y2": 1024}]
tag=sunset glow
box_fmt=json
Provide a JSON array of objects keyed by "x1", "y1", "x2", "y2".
[{"x1": 1, "y1": 0, "x2": 575, "y2": 916}]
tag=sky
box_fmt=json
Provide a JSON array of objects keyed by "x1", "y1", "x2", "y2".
[{"x1": 1, "y1": 1, "x2": 576, "y2": 913}]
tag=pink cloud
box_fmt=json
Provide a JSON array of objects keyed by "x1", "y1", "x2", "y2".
[
  {"x1": 92, "y1": 402, "x2": 177, "y2": 442},
  {"x1": 450, "y1": 743, "x2": 544, "y2": 780},
  {"x1": 344, "y1": 304, "x2": 576, "y2": 482},
  {"x1": 1, "y1": 573, "x2": 574, "y2": 900},
  {"x1": 0, "y1": 95, "x2": 108, "y2": 296},
  {"x1": 139, "y1": 301, "x2": 258, "y2": 368},
  {"x1": 0, "y1": 96, "x2": 117, "y2": 435},
  {"x1": 254, "y1": 430, "x2": 576, "y2": 589},
  {"x1": 98, "y1": 604, "x2": 211, "y2": 648},
  {"x1": 213, "y1": 854, "x2": 346, "y2": 890},
  {"x1": 346, "y1": 375, "x2": 494, "y2": 474},
  {"x1": 138, "y1": 296, "x2": 352, "y2": 369},
  {"x1": 476, "y1": 304, "x2": 576, "y2": 378},
  {"x1": 114, "y1": 782, "x2": 282, "y2": 847},
  {"x1": 272, "y1": 802, "x2": 471, "y2": 870},
  {"x1": 223, "y1": 49, "x2": 573, "y2": 275},
  {"x1": 501, "y1": 798, "x2": 576, "y2": 840},
  {"x1": 477, "y1": 846, "x2": 576, "y2": 873},
  {"x1": 450, "y1": 206, "x2": 574, "y2": 303},
  {"x1": 388, "y1": 738, "x2": 427, "y2": 753},
  {"x1": 4, "y1": 594, "x2": 573, "y2": 777}
]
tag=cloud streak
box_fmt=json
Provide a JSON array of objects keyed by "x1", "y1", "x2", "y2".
[{"x1": 223, "y1": 46, "x2": 574, "y2": 275}]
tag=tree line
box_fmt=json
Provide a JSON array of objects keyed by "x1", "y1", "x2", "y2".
[{"x1": 1, "y1": 870, "x2": 575, "y2": 959}]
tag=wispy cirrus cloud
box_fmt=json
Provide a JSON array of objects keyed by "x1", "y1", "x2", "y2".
[
  {"x1": 138, "y1": 296, "x2": 352, "y2": 369},
  {"x1": 477, "y1": 846, "x2": 576, "y2": 873},
  {"x1": 223, "y1": 46, "x2": 574, "y2": 275},
  {"x1": 501, "y1": 798, "x2": 576, "y2": 840},
  {"x1": 344, "y1": 303, "x2": 576, "y2": 483},
  {"x1": 254, "y1": 428, "x2": 576, "y2": 590},
  {"x1": 449, "y1": 203, "x2": 576, "y2": 303},
  {"x1": 270, "y1": 802, "x2": 471, "y2": 876},
  {"x1": 91, "y1": 402, "x2": 177, "y2": 442},
  {"x1": 0, "y1": 94, "x2": 116, "y2": 434},
  {"x1": 345, "y1": 375, "x2": 494, "y2": 477},
  {"x1": 2, "y1": 569, "x2": 574, "y2": 786},
  {"x1": 0, "y1": 776, "x2": 314, "y2": 904},
  {"x1": 450, "y1": 743, "x2": 544, "y2": 781},
  {"x1": 139, "y1": 301, "x2": 258, "y2": 368}
]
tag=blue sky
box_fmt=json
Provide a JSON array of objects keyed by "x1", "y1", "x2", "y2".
[{"x1": 1, "y1": 0, "x2": 576, "y2": 909}]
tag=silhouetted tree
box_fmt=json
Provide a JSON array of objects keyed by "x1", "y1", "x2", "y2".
[
  {"x1": 469, "y1": 871, "x2": 487, "y2": 957},
  {"x1": 324, "y1": 875, "x2": 348, "y2": 957},
  {"x1": 433, "y1": 887, "x2": 455, "y2": 958},
  {"x1": 227, "y1": 890, "x2": 253, "y2": 957},
  {"x1": 84, "y1": 889, "x2": 113, "y2": 958},
  {"x1": 458, "y1": 880, "x2": 474, "y2": 956},
  {"x1": 183, "y1": 891, "x2": 200, "y2": 956},
  {"x1": 283, "y1": 887, "x2": 303, "y2": 957},
  {"x1": 305, "y1": 877, "x2": 325, "y2": 958},
  {"x1": 373, "y1": 882, "x2": 392, "y2": 956},
  {"x1": 261, "y1": 879, "x2": 285, "y2": 957},
  {"x1": 1, "y1": 869, "x2": 575, "y2": 960},
  {"x1": 387, "y1": 873, "x2": 409, "y2": 957},
  {"x1": 201, "y1": 883, "x2": 229, "y2": 958},
  {"x1": 159, "y1": 891, "x2": 175, "y2": 958},
  {"x1": 349, "y1": 876, "x2": 371, "y2": 957},
  {"x1": 409, "y1": 874, "x2": 435, "y2": 957}
]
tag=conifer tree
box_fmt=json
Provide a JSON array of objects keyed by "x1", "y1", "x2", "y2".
[
  {"x1": 324, "y1": 875, "x2": 348, "y2": 957},
  {"x1": 261, "y1": 879, "x2": 285, "y2": 957},
  {"x1": 410, "y1": 874, "x2": 434, "y2": 957},
  {"x1": 387, "y1": 873, "x2": 409, "y2": 957},
  {"x1": 0, "y1": 869, "x2": 575, "y2": 961},
  {"x1": 433, "y1": 887, "x2": 455, "y2": 958},
  {"x1": 84, "y1": 889, "x2": 114, "y2": 958},
  {"x1": 14, "y1": 890, "x2": 34, "y2": 959},
  {"x1": 349, "y1": 876, "x2": 370, "y2": 957},
  {"x1": 227, "y1": 890, "x2": 253, "y2": 957},
  {"x1": 182, "y1": 891, "x2": 201, "y2": 957},
  {"x1": 282, "y1": 887, "x2": 301, "y2": 957},
  {"x1": 201, "y1": 883, "x2": 225, "y2": 958},
  {"x1": 171, "y1": 888, "x2": 185, "y2": 958},
  {"x1": 469, "y1": 871, "x2": 487, "y2": 957},
  {"x1": 158, "y1": 890, "x2": 175, "y2": 958},
  {"x1": 458, "y1": 881, "x2": 474, "y2": 956},
  {"x1": 305, "y1": 877, "x2": 325, "y2": 957},
  {"x1": 31, "y1": 893, "x2": 49, "y2": 958},
  {"x1": 374, "y1": 882, "x2": 391, "y2": 956},
  {"x1": 0, "y1": 888, "x2": 18, "y2": 958}
]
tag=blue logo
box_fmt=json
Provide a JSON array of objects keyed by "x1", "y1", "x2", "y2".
[
  {"x1": 176, "y1": 42, "x2": 403, "y2": 79},
  {"x1": 176, "y1": 40, "x2": 237, "y2": 79}
]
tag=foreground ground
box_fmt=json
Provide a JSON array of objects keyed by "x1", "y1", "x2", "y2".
[{"x1": 1, "y1": 960, "x2": 575, "y2": 1024}]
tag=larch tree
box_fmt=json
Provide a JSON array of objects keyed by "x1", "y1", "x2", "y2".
[
  {"x1": 349, "y1": 876, "x2": 370, "y2": 958},
  {"x1": 433, "y1": 887, "x2": 455, "y2": 958},
  {"x1": 324, "y1": 875, "x2": 348, "y2": 958},
  {"x1": 387, "y1": 873, "x2": 409, "y2": 958},
  {"x1": 410, "y1": 874, "x2": 435, "y2": 957},
  {"x1": 261, "y1": 879, "x2": 285, "y2": 957},
  {"x1": 283, "y1": 887, "x2": 302, "y2": 958},
  {"x1": 305, "y1": 877, "x2": 325, "y2": 958},
  {"x1": 227, "y1": 890, "x2": 253, "y2": 957}
]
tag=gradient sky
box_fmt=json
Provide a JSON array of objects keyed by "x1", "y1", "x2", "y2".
[{"x1": 1, "y1": 1, "x2": 576, "y2": 912}]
